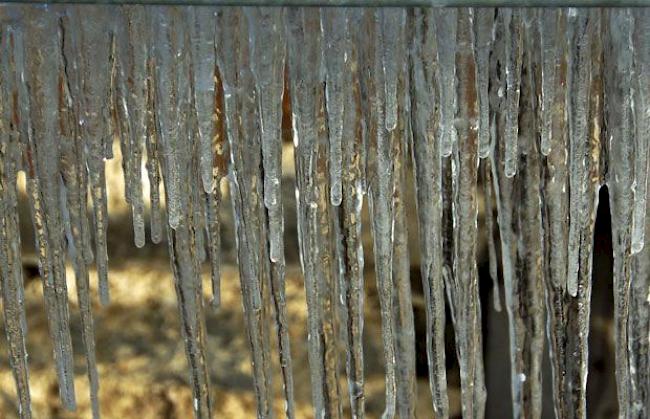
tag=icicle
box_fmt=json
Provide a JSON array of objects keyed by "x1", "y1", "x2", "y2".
[
  {"x1": 218, "y1": 8, "x2": 275, "y2": 418},
  {"x1": 605, "y1": 9, "x2": 635, "y2": 419},
  {"x1": 65, "y1": 6, "x2": 113, "y2": 306},
  {"x1": 501, "y1": 9, "x2": 523, "y2": 178},
  {"x1": 334, "y1": 13, "x2": 366, "y2": 414},
  {"x1": 247, "y1": 7, "x2": 286, "y2": 264},
  {"x1": 539, "y1": 9, "x2": 558, "y2": 156},
  {"x1": 145, "y1": 53, "x2": 163, "y2": 245},
  {"x1": 391, "y1": 22, "x2": 415, "y2": 418},
  {"x1": 152, "y1": 7, "x2": 191, "y2": 232},
  {"x1": 629, "y1": 166, "x2": 650, "y2": 418},
  {"x1": 539, "y1": 10, "x2": 574, "y2": 418},
  {"x1": 151, "y1": 8, "x2": 214, "y2": 419},
  {"x1": 380, "y1": 8, "x2": 405, "y2": 132},
  {"x1": 408, "y1": 9, "x2": 449, "y2": 417},
  {"x1": 21, "y1": 7, "x2": 78, "y2": 411},
  {"x1": 631, "y1": 9, "x2": 650, "y2": 255},
  {"x1": 628, "y1": 10, "x2": 650, "y2": 415},
  {"x1": 451, "y1": 9, "x2": 486, "y2": 418},
  {"x1": 0, "y1": 24, "x2": 31, "y2": 418},
  {"x1": 474, "y1": 8, "x2": 494, "y2": 159},
  {"x1": 188, "y1": 6, "x2": 217, "y2": 194},
  {"x1": 321, "y1": 8, "x2": 347, "y2": 206},
  {"x1": 491, "y1": 10, "x2": 545, "y2": 418},
  {"x1": 286, "y1": 8, "x2": 343, "y2": 417},
  {"x1": 358, "y1": 8, "x2": 405, "y2": 417},
  {"x1": 433, "y1": 8, "x2": 457, "y2": 158},
  {"x1": 566, "y1": 9, "x2": 592, "y2": 297},
  {"x1": 480, "y1": 159, "x2": 501, "y2": 311},
  {"x1": 115, "y1": 6, "x2": 149, "y2": 249},
  {"x1": 247, "y1": 9, "x2": 296, "y2": 416}
]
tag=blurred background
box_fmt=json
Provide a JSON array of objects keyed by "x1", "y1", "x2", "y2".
[{"x1": 0, "y1": 138, "x2": 619, "y2": 418}]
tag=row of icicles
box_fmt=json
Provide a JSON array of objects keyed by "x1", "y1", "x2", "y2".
[{"x1": 0, "y1": 4, "x2": 649, "y2": 419}]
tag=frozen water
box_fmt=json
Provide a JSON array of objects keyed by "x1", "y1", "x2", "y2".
[{"x1": 0, "y1": 5, "x2": 647, "y2": 419}]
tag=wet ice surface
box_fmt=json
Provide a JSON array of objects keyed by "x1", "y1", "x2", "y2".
[{"x1": 0, "y1": 5, "x2": 648, "y2": 419}]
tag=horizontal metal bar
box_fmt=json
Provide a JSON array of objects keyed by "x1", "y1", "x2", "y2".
[{"x1": 1, "y1": 0, "x2": 648, "y2": 6}]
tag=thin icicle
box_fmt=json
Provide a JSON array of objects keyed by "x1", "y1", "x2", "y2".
[
  {"x1": 433, "y1": 8, "x2": 457, "y2": 158},
  {"x1": 539, "y1": 9, "x2": 558, "y2": 156},
  {"x1": 631, "y1": 9, "x2": 650, "y2": 254},
  {"x1": 409, "y1": 9, "x2": 449, "y2": 417},
  {"x1": 474, "y1": 8, "x2": 494, "y2": 159},
  {"x1": 321, "y1": 8, "x2": 347, "y2": 206},
  {"x1": 116, "y1": 6, "x2": 149, "y2": 249},
  {"x1": 501, "y1": 9, "x2": 523, "y2": 178},
  {"x1": 481, "y1": 159, "x2": 501, "y2": 312}
]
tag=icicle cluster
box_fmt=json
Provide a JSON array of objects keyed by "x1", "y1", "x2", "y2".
[{"x1": 0, "y1": 5, "x2": 648, "y2": 419}]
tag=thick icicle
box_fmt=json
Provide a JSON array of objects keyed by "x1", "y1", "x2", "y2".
[
  {"x1": 450, "y1": 9, "x2": 486, "y2": 418},
  {"x1": 566, "y1": 9, "x2": 592, "y2": 297},
  {"x1": 501, "y1": 9, "x2": 523, "y2": 178},
  {"x1": 321, "y1": 8, "x2": 347, "y2": 206},
  {"x1": 474, "y1": 8, "x2": 494, "y2": 159},
  {"x1": 408, "y1": 8, "x2": 449, "y2": 417},
  {"x1": 247, "y1": 8, "x2": 296, "y2": 416},
  {"x1": 21, "y1": 7, "x2": 78, "y2": 411},
  {"x1": 286, "y1": 8, "x2": 342, "y2": 417},
  {"x1": 218, "y1": 8, "x2": 275, "y2": 418},
  {"x1": 605, "y1": 9, "x2": 635, "y2": 419},
  {"x1": 0, "y1": 24, "x2": 31, "y2": 418},
  {"x1": 188, "y1": 6, "x2": 217, "y2": 194},
  {"x1": 152, "y1": 8, "x2": 214, "y2": 419},
  {"x1": 433, "y1": 8, "x2": 457, "y2": 158},
  {"x1": 631, "y1": 9, "x2": 650, "y2": 255}
]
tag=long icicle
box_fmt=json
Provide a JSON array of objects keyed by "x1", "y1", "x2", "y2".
[
  {"x1": 408, "y1": 8, "x2": 449, "y2": 418},
  {"x1": 247, "y1": 8, "x2": 296, "y2": 417},
  {"x1": 605, "y1": 9, "x2": 635, "y2": 419},
  {"x1": 330, "y1": 8, "x2": 367, "y2": 418},
  {"x1": 286, "y1": 7, "x2": 343, "y2": 417},
  {"x1": 218, "y1": 8, "x2": 275, "y2": 418},
  {"x1": 22, "y1": 6, "x2": 78, "y2": 411},
  {"x1": 0, "y1": 24, "x2": 31, "y2": 418}
]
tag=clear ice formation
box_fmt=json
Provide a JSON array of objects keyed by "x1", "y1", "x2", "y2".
[{"x1": 0, "y1": 5, "x2": 648, "y2": 419}]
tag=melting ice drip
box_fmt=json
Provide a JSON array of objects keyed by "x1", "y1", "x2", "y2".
[{"x1": 0, "y1": 4, "x2": 648, "y2": 419}]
